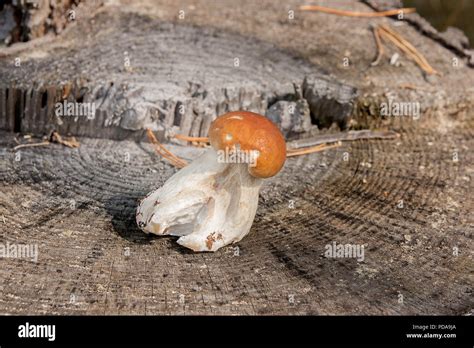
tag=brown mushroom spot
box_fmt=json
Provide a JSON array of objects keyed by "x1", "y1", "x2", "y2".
[
  {"x1": 206, "y1": 233, "x2": 216, "y2": 250},
  {"x1": 206, "y1": 232, "x2": 225, "y2": 250},
  {"x1": 153, "y1": 200, "x2": 160, "y2": 206}
]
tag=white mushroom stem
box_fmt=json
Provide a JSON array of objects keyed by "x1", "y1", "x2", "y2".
[{"x1": 136, "y1": 148, "x2": 262, "y2": 252}]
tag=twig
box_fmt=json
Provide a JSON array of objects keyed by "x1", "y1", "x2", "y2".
[
  {"x1": 146, "y1": 128, "x2": 188, "y2": 168},
  {"x1": 371, "y1": 26, "x2": 385, "y2": 66},
  {"x1": 51, "y1": 131, "x2": 80, "y2": 148},
  {"x1": 174, "y1": 134, "x2": 210, "y2": 143},
  {"x1": 287, "y1": 143, "x2": 327, "y2": 154},
  {"x1": 299, "y1": 5, "x2": 415, "y2": 17},
  {"x1": 398, "y1": 83, "x2": 436, "y2": 92},
  {"x1": 12, "y1": 141, "x2": 50, "y2": 151},
  {"x1": 147, "y1": 129, "x2": 187, "y2": 167},
  {"x1": 149, "y1": 129, "x2": 399, "y2": 166},
  {"x1": 287, "y1": 130, "x2": 400, "y2": 150},
  {"x1": 287, "y1": 142, "x2": 341, "y2": 157},
  {"x1": 378, "y1": 25, "x2": 438, "y2": 75}
]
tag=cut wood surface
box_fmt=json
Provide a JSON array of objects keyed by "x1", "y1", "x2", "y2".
[
  {"x1": 0, "y1": 0, "x2": 473, "y2": 315},
  {"x1": 1, "y1": 120, "x2": 472, "y2": 315}
]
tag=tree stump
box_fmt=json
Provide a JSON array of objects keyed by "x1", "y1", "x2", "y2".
[{"x1": 0, "y1": 0, "x2": 472, "y2": 315}]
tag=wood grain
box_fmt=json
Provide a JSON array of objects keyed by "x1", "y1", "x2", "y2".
[
  {"x1": 0, "y1": 0, "x2": 473, "y2": 315},
  {"x1": 0, "y1": 118, "x2": 472, "y2": 314}
]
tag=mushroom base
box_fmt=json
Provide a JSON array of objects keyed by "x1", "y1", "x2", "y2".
[{"x1": 136, "y1": 149, "x2": 262, "y2": 252}]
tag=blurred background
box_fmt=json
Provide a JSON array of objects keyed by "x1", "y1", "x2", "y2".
[
  {"x1": 404, "y1": 0, "x2": 474, "y2": 46},
  {"x1": 1, "y1": 1, "x2": 473, "y2": 47}
]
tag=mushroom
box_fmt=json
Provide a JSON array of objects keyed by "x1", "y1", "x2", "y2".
[{"x1": 136, "y1": 111, "x2": 286, "y2": 252}]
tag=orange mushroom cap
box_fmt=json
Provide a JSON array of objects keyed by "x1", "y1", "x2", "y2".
[{"x1": 209, "y1": 111, "x2": 287, "y2": 178}]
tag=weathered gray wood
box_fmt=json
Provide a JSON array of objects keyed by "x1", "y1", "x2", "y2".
[
  {"x1": 1, "y1": 0, "x2": 473, "y2": 142},
  {"x1": 0, "y1": 117, "x2": 472, "y2": 314},
  {"x1": 363, "y1": 0, "x2": 474, "y2": 66},
  {"x1": 0, "y1": 0, "x2": 102, "y2": 44},
  {"x1": 0, "y1": 0, "x2": 473, "y2": 315},
  {"x1": 0, "y1": 8, "x2": 361, "y2": 140}
]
